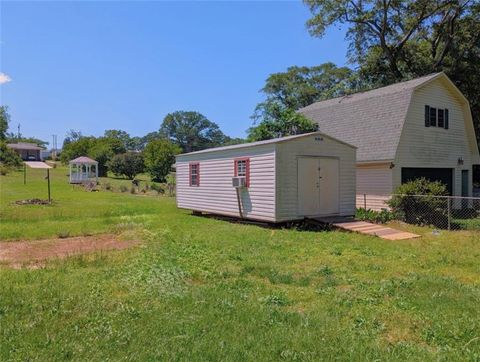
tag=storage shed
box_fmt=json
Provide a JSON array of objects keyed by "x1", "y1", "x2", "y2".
[{"x1": 175, "y1": 132, "x2": 356, "y2": 223}]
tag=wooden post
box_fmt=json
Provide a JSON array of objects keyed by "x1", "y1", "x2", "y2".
[
  {"x1": 23, "y1": 163, "x2": 26, "y2": 185},
  {"x1": 236, "y1": 188, "x2": 243, "y2": 219},
  {"x1": 47, "y1": 168, "x2": 51, "y2": 203}
]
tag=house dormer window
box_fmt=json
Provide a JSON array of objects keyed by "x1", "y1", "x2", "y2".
[{"x1": 425, "y1": 105, "x2": 449, "y2": 129}]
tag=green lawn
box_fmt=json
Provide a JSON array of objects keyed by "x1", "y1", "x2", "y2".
[{"x1": 1, "y1": 167, "x2": 480, "y2": 360}]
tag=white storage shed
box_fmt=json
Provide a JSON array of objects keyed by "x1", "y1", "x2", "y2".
[{"x1": 175, "y1": 132, "x2": 357, "y2": 223}]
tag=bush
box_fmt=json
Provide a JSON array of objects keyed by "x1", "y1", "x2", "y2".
[
  {"x1": 108, "y1": 152, "x2": 144, "y2": 180},
  {"x1": 0, "y1": 165, "x2": 10, "y2": 175},
  {"x1": 0, "y1": 141, "x2": 22, "y2": 168},
  {"x1": 119, "y1": 185, "x2": 128, "y2": 193},
  {"x1": 356, "y1": 208, "x2": 393, "y2": 224},
  {"x1": 387, "y1": 178, "x2": 449, "y2": 228}
]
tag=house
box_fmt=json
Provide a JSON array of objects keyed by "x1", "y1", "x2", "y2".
[
  {"x1": 175, "y1": 132, "x2": 356, "y2": 223},
  {"x1": 299, "y1": 72, "x2": 480, "y2": 209},
  {"x1": 6, "y1": 142, "x2": 44, "y2": 161}
]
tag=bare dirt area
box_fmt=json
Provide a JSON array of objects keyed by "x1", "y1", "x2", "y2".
[{"x1": 0, "y1": 234, "x2": 137, "y2": 269}]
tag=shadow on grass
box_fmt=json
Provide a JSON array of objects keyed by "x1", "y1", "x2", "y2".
[{"x1": 191, "y1": 212, "x2": 333, "y2": 232}]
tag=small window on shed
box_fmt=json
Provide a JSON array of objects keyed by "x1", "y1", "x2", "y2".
[
  {"x1": 429, "y1": 107, "x2": 437, "y2": 127},
  {"x1": 234, "y1": 158, "x2": 250, "y2": 187},
  {"x1": 189, "y1": 163, "x2": 200, "y2": 186}
]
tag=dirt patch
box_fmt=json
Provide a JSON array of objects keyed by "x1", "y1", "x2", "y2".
[
  {"x1": 0, "y1": 234, "x2": 137, "y2": 269},
  {"x1": 15, "y1": 199, "x2": 51, "y2": 205}
]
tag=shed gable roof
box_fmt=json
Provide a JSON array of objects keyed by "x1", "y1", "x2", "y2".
[
  {"x1": 176, "y1": 131, "x2": 356, "y2": 158},
  {"x1": 299, "y1": 73, "x2": 444, "y2": 162}
]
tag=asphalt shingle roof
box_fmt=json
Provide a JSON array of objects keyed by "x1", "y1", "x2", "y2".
[{"x1": 299, "y1": 73, "x2": 442, "y2": 162}]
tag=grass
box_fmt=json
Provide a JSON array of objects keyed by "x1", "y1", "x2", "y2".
[{"x1": 1, "y1": 167, "x2": 480, "y2": 360}]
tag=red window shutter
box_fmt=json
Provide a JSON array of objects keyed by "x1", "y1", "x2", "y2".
[
  {"x1": 246, "y1": 159, "x2": 250, "y2": 187},
  {"x1": 234, "y1": 159, "x2": 238, "y2": 177},
  {"x1": 189, "y1": 164, "x2": 192, "y2": 186}
]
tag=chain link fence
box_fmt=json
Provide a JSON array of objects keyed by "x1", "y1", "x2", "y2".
[{"x1": 357, "y1": 194, "x2": 480, "y2": 231}]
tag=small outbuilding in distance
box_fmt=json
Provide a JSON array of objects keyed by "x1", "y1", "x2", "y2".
[
  {"x1": 69, "y1": 156, "x2": 99, "y2": 184},
  {"x1": 175, "y1": 132, "x2": 356, "y2": 223}
]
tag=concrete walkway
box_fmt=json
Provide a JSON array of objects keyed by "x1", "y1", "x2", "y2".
[{"x1": 314, "y1": 218, "x2": 420, "y2": 240}]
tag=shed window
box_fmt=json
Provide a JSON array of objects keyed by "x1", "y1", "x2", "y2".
[
  {"x1": 189, "y1": 163, "x2": 200, "y2": 186},
  {"x1": 234, "y1": 158, "x2": 250, "y2": 187}
]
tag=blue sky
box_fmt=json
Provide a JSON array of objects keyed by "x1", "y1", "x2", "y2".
[{"x1": 1, "y1": 1, "x2": 348, "y2": 147}]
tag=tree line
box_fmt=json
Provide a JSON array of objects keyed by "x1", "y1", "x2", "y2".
[{"x1": 2, "y1": 0, "x2": 478, "y2": 177}]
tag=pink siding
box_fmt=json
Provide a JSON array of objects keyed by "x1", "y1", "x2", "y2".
[{"x1": 176, "y1": 146, "x2": 276, "y2": 221}]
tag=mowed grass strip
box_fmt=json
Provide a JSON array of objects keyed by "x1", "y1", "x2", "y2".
[{"x1": 0, "y1": 167, "x2": 480, "y2": 360}]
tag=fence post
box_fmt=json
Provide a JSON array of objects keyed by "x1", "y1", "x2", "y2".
[
  {"x1": 364, "y1": 194, "x2": 367, "y2": 210},
  {"x1": 447, "y1": 197, "x2": 451, "y2": 231}
]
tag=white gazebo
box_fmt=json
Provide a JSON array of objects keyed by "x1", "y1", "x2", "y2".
[{"x1": 69, "y1": 156, "x2": 98, "y2": 184}]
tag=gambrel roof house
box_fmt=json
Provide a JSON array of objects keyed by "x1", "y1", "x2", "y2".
[{"x1": 299, "y1": 72, "x2": 479, "y2": 208}]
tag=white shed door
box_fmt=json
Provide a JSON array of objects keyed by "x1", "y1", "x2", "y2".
[{"x1": 298, "y1": 157, "x2": 339, "y2": 216}]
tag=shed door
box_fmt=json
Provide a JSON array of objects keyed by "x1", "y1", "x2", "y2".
[{"x1": 298, "y1": 157, "x2": 339, "y2": 216}]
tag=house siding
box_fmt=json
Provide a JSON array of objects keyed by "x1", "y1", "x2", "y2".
[
  {"x1": 394, "y1": 77, "x2": 474, "y2": 196},
  {"x1": 176, "y1": 145, "x2": 276, "y2": 222},
  {"x1": 356, "y1": 164, "x2": 392, "y2": 210},
  {"x1": 275, "y1": 134, "x2": 356, "y2": 221}
]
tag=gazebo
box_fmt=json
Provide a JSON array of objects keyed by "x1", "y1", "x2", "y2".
[{"x1": 69, "y1": 156, "x2": 98, "y2": 184}]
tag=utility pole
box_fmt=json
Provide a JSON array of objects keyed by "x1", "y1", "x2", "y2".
[
  {"x1": 51, "y1": 134, "x2": 57, "y2": 160},
  {"x1": 17, "y1": 123, "x2": 21, "y2": 139}
]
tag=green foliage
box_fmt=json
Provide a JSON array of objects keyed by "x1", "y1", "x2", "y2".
[
  {"x1": 0, "y1": 106, "x2": 12, "y2": 141},
  {"x1": 0, "y1": 141, "x2": 22, "y2": 168},
  {"x1": 248, "y1": 107, "x2": 318, "y2": 141},
  {"x1": 159, "y1": 111, "x2": 228, "y2": 153},
  {"x1": 388, "y1": 178, "x2": 449, "y2": 228},
  {"x1": 255, "y1": 63, "x2": 358, "y2": 112},
  {"x1": 250, "y1": 63, "x2": 359, "y2": 141},
  {"x1": 108, "y1": 152, "x2": 145, "y2": 180},
  {"x1": 144, "y1": 139, "x2": 181, "y2": 182},
  {"x1": 304, "y1": 0, "x2": 480, "y2": 146},
  {"x1": 356, "y1": 208, "x2": 394, "y2": 224},
  {"x1": 61, "y1": 136, "x2": 126, "y2": 177}
]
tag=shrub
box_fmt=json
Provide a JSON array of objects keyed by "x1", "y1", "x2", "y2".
[
  {"x1": 387, "y1": 178, "x2": 449, "y2": 228},
  {"x1": 108, "y1": 152, "x2": 144, "y2": 180},
  {"x1": 0, "y1": 165, "x2": 10, "y2": 175},
  {"x1": 355, "y1": 208, "x2": 393, "y2": 224},
  {"x1": 102, "y1": 182, "x2": 112, "y2": 191},
  {"x1": 119, "y1": 185, "x2": 128, "y2": 193},
  {"x1": 0, "y1": 141, "x2": 22, "y2": 168},
  {"x1": 130, "y1": 186, "x2": 136, "y2": 194}
]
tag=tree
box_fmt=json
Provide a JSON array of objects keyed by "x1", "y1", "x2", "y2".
[
  {"x1": 159, "y1": 111, "x2": 227, "y2": 152},
  {"x1": 108, "y1": 152, "x2": 145, "y2": 180},
  {"x1": 254, "y1": 63, "x2": 358, "y2": 114},
  {"x1": 304, "y1": 0, "x2": 480, "y2": 144},
  {"x1": 60, "y1": 136, "x2": 126, "y2": 177},
  {"x1": 248, "y1": 107, "x2": 318, "y2": 141},
  {"x1": 104, "y1": 129, "x2": 132, "y2": 150},
  {"x1": 144, "y1": 139, "x2": 181, "y2": 182},
  {"x1": 249, "y1": 63, "x2": 357, "y2": 141},
  {"x1": 0, "y1": 106, "x2": 11, "y2": 141},
  {"x1": 63, "y1": 130, "x2": 83, "y2": 147}
]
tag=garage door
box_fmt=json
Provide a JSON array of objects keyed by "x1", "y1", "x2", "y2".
[{"x1": 401, "y1": 168, "x2": 453, "y2": 195}]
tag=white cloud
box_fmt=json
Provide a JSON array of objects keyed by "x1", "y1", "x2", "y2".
[{"x1": 0, "y1": 73, "x2": 12, "y2": 84}]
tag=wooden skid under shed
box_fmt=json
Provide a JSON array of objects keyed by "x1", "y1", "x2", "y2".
[{"x1": 313, "y1": 218, "x2": 420, "y2": 240}]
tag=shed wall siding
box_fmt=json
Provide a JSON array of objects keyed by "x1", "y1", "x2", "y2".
[
  {"x1": 275, "y1": 135, "x2": 356, "y2": 221},
  {"x1": 394, "y1": 78, "x2": 474, "y2": 196},
  {"x1": 176, "y1": 145, "x2": 276, "y2": 221}
]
